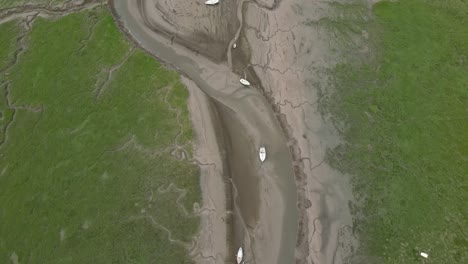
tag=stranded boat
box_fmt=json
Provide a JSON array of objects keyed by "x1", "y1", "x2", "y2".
[
  {"x1": 205, "y1": 0, "x2": 219, "y2": 5},
  {"x1": 236, "y1": 247, "x2": 243, "y2": 264},
  {"x1": 239, "y1": 78, "x2": 250, "y2": 86},
  {"x1": 259, "y1": 146, "x2": 266, "y2": 162}
]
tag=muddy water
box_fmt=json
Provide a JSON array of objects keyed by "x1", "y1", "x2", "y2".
[{"x1": 112, "y1": 1, "x2": 298, "y2": 264}]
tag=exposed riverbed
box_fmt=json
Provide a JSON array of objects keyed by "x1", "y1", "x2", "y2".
[{"x1": 111, "y1": 0, "x2": 361, "y2": 263}]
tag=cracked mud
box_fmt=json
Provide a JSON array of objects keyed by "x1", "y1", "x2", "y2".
[{"x1": 110, "y1": 0, "x2": 364, "y2": 263}]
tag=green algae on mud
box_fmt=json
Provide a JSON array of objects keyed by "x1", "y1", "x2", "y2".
[
  {"x1": 0, "y1": 7, "x2": 199, "y2": 263},
  {"x1": 325, "y1": 0, "x2": 467, "y2": 263},
  {"x1": 0, "y1": 20, "x2": 21, "y2": 71}
]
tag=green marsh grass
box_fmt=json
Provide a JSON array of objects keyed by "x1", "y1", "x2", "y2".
[
  {"x1": 327, "y1": 0, "x2": 467, "y2": 263},
  {"x1": 0, "y1": 7, "x2": 199, "y2": 263}
]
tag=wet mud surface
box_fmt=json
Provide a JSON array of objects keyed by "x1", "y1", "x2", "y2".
[
  {"x1": 134, "y1": 0, "x2": 239, "y2": 62},
  {"x1": 110, "y1": 0, "x2": 367, "y2": 263}
]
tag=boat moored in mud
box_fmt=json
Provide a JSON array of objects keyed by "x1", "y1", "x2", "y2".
[
  {"x1": 259, "y1": 146, "x2": 266, "y2": 162},
  {"x1": 205, "y1": 0, "x2": 219, "y2": 5},
  {"x1": 239, "y1": 78, "x2": 250, "y2": 86},
  {"x1": 236, "y1": 247, "x2": 243, "y2": 263}
]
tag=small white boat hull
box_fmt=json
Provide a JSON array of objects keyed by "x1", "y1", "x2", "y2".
[
  {"x1": 205, "y1": 0, "x2": 219, "y2": 5},
  {"x1": 259, "y1": 146, "x2": 266, "y2": 162},
  {"x1": 240, "y1": 78, "x2": 250, "y2": 86},
  {"x1": 236, "y1": 247, "x2": 243, "y2": 264}
]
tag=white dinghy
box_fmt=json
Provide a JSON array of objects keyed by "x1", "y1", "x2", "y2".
[
  {"x1": 236, "y1": 247, "x2": 243, "y2": 264},
  {"x1": 239, "y1": 78, "x2": 250, "y2": 86},
  {"x1": 259, "y1": 146, "x2": 266, "y2": 162},
  {"x1": 205, "y1": 0, "x2": 219, "y2": 5}
]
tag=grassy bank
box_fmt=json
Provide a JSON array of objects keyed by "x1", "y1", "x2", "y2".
[
  {"x1": 0, "y1": 7, "x2": 199, "y2": 263},
  {"x1": 0, "y1": 0, "x2": 67, "y2": 9},
  {"x1": 327, "y1": 0, "x2": 467, "y2": 263}
]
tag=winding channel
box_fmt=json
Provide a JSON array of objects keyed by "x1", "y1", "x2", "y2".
[{"x1": 111, "y1": 0, "x2": 298, "y2": 263}]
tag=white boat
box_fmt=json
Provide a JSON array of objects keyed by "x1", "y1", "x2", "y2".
[
  {"x1": 259, "y1": 146, "x2": 266, "y2": 162},
  {"x1": 236, "y1": 247, "x2": 243, "y2": 264},
  {"x1": 205, "y1": 0, "x2": 219, "y2": 5},
  {"x1": 233, "y1": 43, "x2": 237, "y2": 49},
  {"x1": 420, "y1": 252, "x2": 429, "y2": 258},
  {"x1": 240, "y1": 78, "x2": 250, "y2": 86}
]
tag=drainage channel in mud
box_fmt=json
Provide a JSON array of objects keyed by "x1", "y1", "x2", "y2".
[{"x1": 111, "y1": 1, "x2": 298, "y2": 264}]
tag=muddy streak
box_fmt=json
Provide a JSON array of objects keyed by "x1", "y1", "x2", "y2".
[{"x1": 110, "y1": 1, "x2": 298, "y2": 264}]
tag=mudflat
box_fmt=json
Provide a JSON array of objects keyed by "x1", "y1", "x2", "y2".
[
  {"x1": 111, "y1": 0, "x2": 357, "y2": 263},
  {"x1": 112, "y1": 0, "x2": 299, "y2": 263}
]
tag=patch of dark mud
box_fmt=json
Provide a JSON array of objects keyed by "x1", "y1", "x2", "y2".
[{"x1": 135, "y1": 0, "x2": 239, "y2": 63}]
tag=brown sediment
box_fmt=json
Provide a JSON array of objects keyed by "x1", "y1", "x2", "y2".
[
  {"x1": 110, "y1": 0, "x2": 364, "y2": 263},
  {"x1": 110, "y1": 1, "x2": 299, "y2": 263}
]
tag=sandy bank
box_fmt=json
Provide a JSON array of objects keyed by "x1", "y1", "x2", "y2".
[{"x1": 184, "y1": 76, "x2": 228, "y2": 264}]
